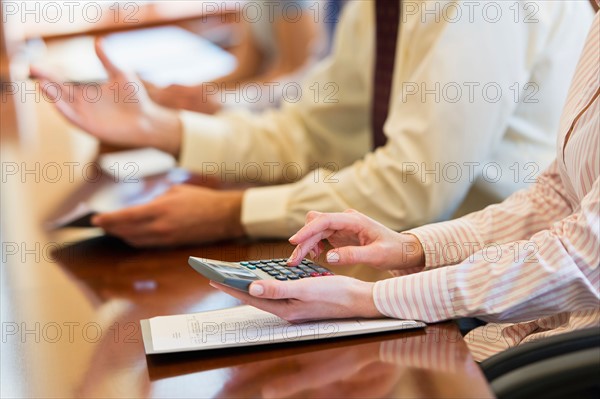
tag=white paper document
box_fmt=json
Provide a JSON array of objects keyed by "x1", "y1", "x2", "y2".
[{"x1": 141, "y1": 305, "x2": 426, "y2": 354}]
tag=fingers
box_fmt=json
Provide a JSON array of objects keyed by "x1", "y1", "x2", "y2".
[
  {"x1": 289, "y1": 211, "x2": 361, "y2": 245},
  {"x1": 326, "y1": 245, "x2": 377, "y2": 266},
  {"x1": 249, "y1": 279, "x2": 297, "y2": 299},
  {"x1": 209, "y1": 282, "x2": 253, "y2": 302},
  {"x1": 91, "y1": 202, "x2": 160, "y2": 242},
  {"x1": 94, "y1": 37, "x2": 121, "y2": 77},
  {"x1": 37, "y1": 80, "x2": 87, "y2": 128},
  {"x1": 287, "y1": 229, "x2": 333, "y2": 265},
  {"x1": 287, "y1": 211, "x2": 365, "y2": 265},
  {"x1": 91, "y1": 203, "x2": 158, "y2": 228},
  {"x1": 209, "y1": 281, "x2": 299, "y2": 320},
  {"x1": 29, "y1": 65, "x2": 57, "y2": 82}
]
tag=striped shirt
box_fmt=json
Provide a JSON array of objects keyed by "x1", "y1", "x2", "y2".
[{"x1": 373, "y1": 13, "x2": 600, "y2": 361}]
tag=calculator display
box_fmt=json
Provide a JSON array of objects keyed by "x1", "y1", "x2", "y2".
[{"x1": 205, "y1": 261, "x2": 259, "y2": 279}]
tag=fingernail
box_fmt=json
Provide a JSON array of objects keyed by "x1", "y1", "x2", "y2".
[
  {"x1": 289, "y1": 233, "x2": 298, "y2": 243},
  {"x1": 288, "y1": 247, "x2": 299, "y2": 263},
  {"x1": 249, "y1": 283, "x2": 264, "y2": 296},
  {"x1": 91, "y1": 216, "x2": 100, "y2": 225},
  {"x1": 327, "y1": 251, "x2": 340, "y2": 263},
  {"x1": 309, "y1": 249, "x2": 316, "y2": 258}
]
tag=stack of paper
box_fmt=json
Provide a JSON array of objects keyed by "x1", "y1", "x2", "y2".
[{"x1": 141, "y1": 305, "x2": 426, "y2": 354}]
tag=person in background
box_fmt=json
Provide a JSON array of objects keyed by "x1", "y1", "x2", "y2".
[
  {"x1": 144, "y1": 0, "x2": 325, "y2": 114},
  {"x1": 212, "y1": 12, "x2": 600, "y2": 361},
  {"x1": 32, "y1": 1, "x2": 594, "y2": 247}
]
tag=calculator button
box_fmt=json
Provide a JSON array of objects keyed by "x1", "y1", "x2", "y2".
[
  {"x1": 240, "y1": 261, "x2": 249, "y2": 266},
  {"x1": 267, "y1": 262, "x2": 279, "y2": 267},
  {"x1": 288, "y1": 275, "x2": 300, "y2": 280},
  {"x1": 261, "y1": 266, "x2": 274, "y2": 272},
  {"x1": 310, "y1": 272, "x2": 320, "y2": 277},
  {"x1": 278, "y1": 262, "x2": 288, "y2": 267},
  {"x1": 249, "y1": 261, "x2": 261, "y2": 265},
  {"x1": 245, "y1": 265, "x2": 256, "y2": 270},
  {"x1": 301, "y1": 260, "x2": 311, "y2": 265},
  {"x1": 260, "y1": 260, "x2": 271, "y2": 264},
  {"x1": 321, "y1": 272, "x2": 334, "y2": 276},
  {"x1": 275, "y1": 275, "x2": 288, "y2": 281},
  {"x1": 267, "y1": 270, "x2": 280, "y2": 276},
  {"x1": 289, "y1": 268, "x2": 302, "y2": 273},
  {"x1": 298, "y1": 272, "x2": 309, "y2": 278},
  {"x1": 280, "y1": 270, "x2": 293, "y2": 275},
  {"x1": 274, "y1": 266, "x2": 285, "y2": 270},
  {"x1": 316, "y1": 268, "x2": 329, "y2": 273}
]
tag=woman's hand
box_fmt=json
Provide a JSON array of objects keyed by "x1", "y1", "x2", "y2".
[
  {"x1": 210, "y1": 276, "x2": 382, "y2": 323},
  {"x1": 287, "y1": 210, "x2": 425, "y2": 272}
]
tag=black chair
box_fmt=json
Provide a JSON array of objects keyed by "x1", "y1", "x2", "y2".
[{"x1": 481, "y1": 327, "x2": 600, "y2": 399}]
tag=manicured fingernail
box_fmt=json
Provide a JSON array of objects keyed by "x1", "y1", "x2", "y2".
[
  {"x1": 249, "y1": 283, "x2": 264, "y2": 296},
  {"x1": 327, "y1": 251, "x2": 340, "y2": 263},
  {"x1": 287, "y1": 247, "x2": 299, "y2": 264}
]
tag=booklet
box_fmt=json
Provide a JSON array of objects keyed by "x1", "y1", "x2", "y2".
[{"x1": 141, "y1": 305, "x2": 426, "y2": 355}]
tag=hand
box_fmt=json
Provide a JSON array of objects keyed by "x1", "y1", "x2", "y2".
[
  {"x1": 210, "y1": 276, "x2": 382, "y2": 323},
  {"x1": 144, "y1": 81, "x2": 222, "y2": 114},
  {"x1": 31, "y1": 38, "x2": 182, "y2": 155},
  {"x1": 287, "y1": 209, "x2": 425, "y2": 272},
  {"x1": 91, "y1": 185, "x2": 245, "y2": 247}
]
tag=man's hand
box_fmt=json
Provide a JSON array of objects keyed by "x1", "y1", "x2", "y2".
[
  {"x1": 31, "y1": 38, "x2": 182, "y2": 155},
  {"x1": 210, "y1": 276, "x2": 382, "y2": 323},
  {"x1": 287, "y1": 209, "x2": 425, "y2": 272},
  {"x1": 91, "y1": 185, "x2": 245, "y2": 247},
  {"x1": 144, "y1": 82, "x2": 222, "y2": 114}
]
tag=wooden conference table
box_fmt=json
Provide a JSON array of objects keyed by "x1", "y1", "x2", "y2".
[{"x1": 0, "y1": 95, "x2": 494, "y2": 399}]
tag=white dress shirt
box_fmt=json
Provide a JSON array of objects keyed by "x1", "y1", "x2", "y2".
[{"x1": 178, "y1": 1, "x2": 593, "y2": 238}]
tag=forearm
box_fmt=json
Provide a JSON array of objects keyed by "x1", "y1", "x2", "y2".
[
  {"x1": 375, "y1": 183, "x2": 599, "y2": 323},
  {"x1": 408, "y1": 161, "x2": 573, "y2": 269}
]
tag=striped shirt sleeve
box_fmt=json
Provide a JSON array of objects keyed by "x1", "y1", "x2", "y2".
[
  {"x1": 374, "y1": 178, "x2": 599, "y2": 323},
  {"x1": 407, "y1": 160, "x2": 573, "y2": 270}
]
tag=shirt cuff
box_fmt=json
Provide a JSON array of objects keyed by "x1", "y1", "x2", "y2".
[
  {"x1": 242, "y1": 185, "x2": 295, "y2": 238},
  {"x1": 373, "y1": 268, "x2": 456, "y2": 323},
  {"x1": 178, "y1": 110, "x2": 230, "y2": 172},
  {"x1": 406, "y1": 219, "x2": 482, "y2": 269}
]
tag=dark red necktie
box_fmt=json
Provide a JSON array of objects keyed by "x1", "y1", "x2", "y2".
[{"x1": 371, "y1": 0, "x2": 400, "y2": 149}]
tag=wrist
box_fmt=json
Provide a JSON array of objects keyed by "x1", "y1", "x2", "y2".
[
  {"x1": 203, "y1": 94, "x2": 223, "y2": 115},
  {"x1": 397, "y1": 233, "x2": 424, "y2": 268},
  {"x1": 353, "y1": 281, "x2": 382, "y2": 318},
  {"x1": 223, "y1": 190, "x2": 246, "y2": 239},
  {"x1": 144, "y1": 103, "x2": 182, "y2": 156}
]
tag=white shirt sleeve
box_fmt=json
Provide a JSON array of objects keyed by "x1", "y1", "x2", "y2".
[{"x1": 178, "y1": 1, "x2": 593, "y2": 238}]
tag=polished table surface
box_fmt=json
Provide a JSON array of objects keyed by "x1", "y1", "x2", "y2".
[
  {"x1": 2, "y1": 234, "x2": 493, "y2": 398},
  {"x1": 1, "y1": 82, "x2": 493, "y2": 399}
]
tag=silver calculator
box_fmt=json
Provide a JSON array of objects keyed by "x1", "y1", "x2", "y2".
[{"x1": 188, "y1": 257, "x2": 334, "y2": 292}]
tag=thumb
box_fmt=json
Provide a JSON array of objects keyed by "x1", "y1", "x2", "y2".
[
  {"x1": 94, "y1": 37, "x2": 121, "y2": 77},
  {"x1": 249, "y1": 280, "x2": 295, "y2": 299},
  {"x1": 326, "y1": 246, "x2": 376, "y2": 266}
]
